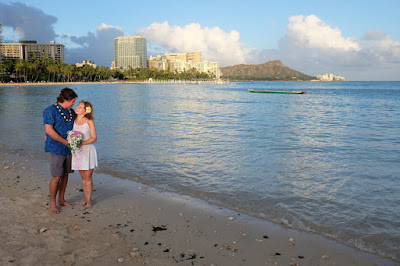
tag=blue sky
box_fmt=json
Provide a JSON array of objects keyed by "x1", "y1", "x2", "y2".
[{"x1": 1, "y1": 0, "x2": 399, "y2": 80}]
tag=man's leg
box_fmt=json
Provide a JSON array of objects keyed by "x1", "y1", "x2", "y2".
[
  {"x1": 57, "y1": 172, "x2": 73, "y2": 207},
  {"x1": 49, "y1": 176, "x2": 61, "y2": 213}
]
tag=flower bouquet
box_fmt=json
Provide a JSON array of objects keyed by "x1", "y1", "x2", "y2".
[{"x1": 67, "y1": 130, "x2": 83, "y2": 155}]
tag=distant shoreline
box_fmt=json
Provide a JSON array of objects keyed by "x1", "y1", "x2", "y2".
[{"x1": 0, "y1": 79, "x2": 232, "y2": 87}]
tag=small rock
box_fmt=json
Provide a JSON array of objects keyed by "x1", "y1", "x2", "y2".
[
  {"x1": 117, "y1": 257, "x2": 124, "y2": 262},
  {"x1": 132, "y1": 248, "x2": 139, "y2": 252},
  {"x1": 130, "y1": 251, "x2": 141, "y2": 258},
  {"x1": 3, "y1": 166, "x2": 9, "y2": 170},
  {"x1": 228, "y1": 217, "x2": 235, "y2": 221},
  {"x1": 289, "y1": 238, "x2": 294, "y2": 242},
  {"x1": 39, "y1": 227, "x2": 48, "y2": 233},
  {"x1": 322, "y1": 254, "x2": 329, "y2": 259}
]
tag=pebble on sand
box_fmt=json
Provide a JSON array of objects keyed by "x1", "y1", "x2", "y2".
[{"x1": 130, "y1": 251, "x2": 141, "y2": 258}]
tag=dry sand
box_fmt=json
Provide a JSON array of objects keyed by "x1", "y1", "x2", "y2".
[{"x1": 0, "y1": 149, "x2": 397, "y2": 266}]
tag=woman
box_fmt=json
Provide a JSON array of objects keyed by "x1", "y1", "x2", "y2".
[{"x1": 72, "y1": 101, "x2": 98, "y2": 208}]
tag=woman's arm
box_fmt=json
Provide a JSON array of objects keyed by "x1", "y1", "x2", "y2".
[
  {"x1": 45, "y1": 124, "x2": 68, "y2": 145},
  {"x1": 82, "y1": 120, "x2": 97, "y2": 145}
]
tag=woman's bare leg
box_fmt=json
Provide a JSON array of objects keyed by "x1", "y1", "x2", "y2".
[{"x1": 80, "y1": 169, "x2": 93, "y2": 208}]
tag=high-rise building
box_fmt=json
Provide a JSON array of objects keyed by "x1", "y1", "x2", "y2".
[
  {"x1": 0, "y1": 40, "x2": 65, "y2": 62},
  {"x1": 0, "y1": 22, "x2": 2, "y2": 64},
  {"x1": 114, "y1": 36, "x2": 147, "y2": 70}
]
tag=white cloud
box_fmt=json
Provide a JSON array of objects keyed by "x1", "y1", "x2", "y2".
[
  {"x1": 367, "y1": 34, "x2": 400, "y2": 63},
  {"x1": 258, "y1": 14, "x2": 400, "y2": 80},
  {"x1": 285, "y1": 15, "x2": 360, "y2": 52},
  {"x1": 97, "y1": 22, "x2": 123, "y2": 32},
  {"x1": 137, "y1": 21, "x2": 255, "y2": 66}
]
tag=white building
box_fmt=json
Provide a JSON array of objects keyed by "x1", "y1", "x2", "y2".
[
  {"x1": 75, "y1": 60, "x2": 97, "y2": 68},
  {"x1": 148, "y1": 52, "x2": 221, "y2": 78},
  {"x1": 114, "y1": 36, "x2": 147, "y2": 70},
  {"x1": 317, "y1": 73, "x2": 345, "y2": 81}
]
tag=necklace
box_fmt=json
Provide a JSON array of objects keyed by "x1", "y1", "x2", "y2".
[{"x1": 55, "y1": 102, "x2": 73, "y2": 122}]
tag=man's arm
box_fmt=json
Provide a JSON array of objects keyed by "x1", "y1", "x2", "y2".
[{"x1": 45, "y1": 124, "x2": 68, "y2": 146}]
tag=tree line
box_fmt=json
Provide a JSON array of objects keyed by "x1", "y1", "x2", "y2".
[{"x1": 0, "y1": 58, "x2": 216, "y2": 83}]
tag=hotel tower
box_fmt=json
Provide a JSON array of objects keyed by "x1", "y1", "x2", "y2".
[{"x1": 114, "y1": 36, "x2": 147, "y2": 70}]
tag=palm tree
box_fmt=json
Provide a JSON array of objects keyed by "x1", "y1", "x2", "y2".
[
  {"x1": 14, "y1": 60, "x2": 25, "y2": 82},
  {"x1": 64, "y1": 65, "x2": 74, "y2": 82},
  {"x1": 0, "y1": 64, "x2": 6, "y2": 82}
]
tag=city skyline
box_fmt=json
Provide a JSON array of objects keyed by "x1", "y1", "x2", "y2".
[{"x1": 0, "y1": 0, "x2": 399, "y2": 80}]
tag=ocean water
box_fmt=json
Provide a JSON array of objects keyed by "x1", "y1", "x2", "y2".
[{"x1": 1, "y1": 81, "x2": 399, "y2": 262}]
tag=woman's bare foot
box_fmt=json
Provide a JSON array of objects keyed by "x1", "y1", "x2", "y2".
[
  {"x1": 57, "y1": 200, "x2": 74, "y2": 207},
  {"x1": 49, "y1": 203, "x2": 60, "y2": 214},
  {"x1": 85, "y1": 202, "x2": 92, "y2": 209},
  {"x1": 80, "y1": 201, "x2": 87, "y2": 206}
]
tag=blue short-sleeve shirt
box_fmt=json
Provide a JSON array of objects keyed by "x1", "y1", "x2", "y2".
[{"x1": 43, "y1": 102, "x2": 75, "y2": 155}]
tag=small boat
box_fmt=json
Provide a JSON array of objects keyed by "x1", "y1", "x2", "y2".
[{"x1": 248, "y1": 89, "x2": 308, "y2": 94}]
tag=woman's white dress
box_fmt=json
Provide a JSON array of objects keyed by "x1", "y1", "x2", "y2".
[{"x1": 71, "y1": 121, "x2": 98, "y2": 170}]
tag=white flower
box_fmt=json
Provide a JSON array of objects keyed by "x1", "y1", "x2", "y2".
[
  {"x1": 86, "y1": 106, "x2": 92, "y2": 113},
  {"x1": 67, "y1": 130, "x2": 83, "y2": 155}
]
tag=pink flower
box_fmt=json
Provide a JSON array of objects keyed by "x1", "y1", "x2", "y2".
[{"x1": 71, "y1": 131, "x2": 81, "y2": 137}]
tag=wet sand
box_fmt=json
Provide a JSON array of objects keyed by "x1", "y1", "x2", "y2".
[{"x1": 0, "y1": 149, "x2": 397, "y2": 265}]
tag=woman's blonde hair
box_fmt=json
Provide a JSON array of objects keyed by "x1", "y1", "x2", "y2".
[{"x1": 81, "y1": 101, "x2": 94, "y2": 120}]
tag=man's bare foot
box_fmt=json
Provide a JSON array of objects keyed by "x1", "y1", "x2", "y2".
[
  {"x1": 49, "y1": 203, "x2": 60, "y2": 214},
  {"x1": 85, "y1": 202, "x2": 92, "y2": 209},
  {"x1": 57, "y1": 200, "x2": 74, "y2": 207},
  {"x1": 80, "y1": 201, "x2": 87, "y2": 206}
]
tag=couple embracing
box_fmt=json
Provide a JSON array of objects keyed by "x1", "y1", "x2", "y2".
[{"x1": 43, "y1": 88, "x2": 98, "y2": 213}]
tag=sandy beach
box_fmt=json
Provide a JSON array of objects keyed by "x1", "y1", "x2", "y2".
[{"x1": 1, "y1": 148, "x2": 398, "y2": 266}]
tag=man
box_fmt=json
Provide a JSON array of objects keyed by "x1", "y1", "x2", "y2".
[{"x1": 43, "y1": 88, "x2": 78, "y2": 213}]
